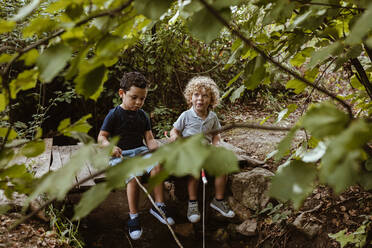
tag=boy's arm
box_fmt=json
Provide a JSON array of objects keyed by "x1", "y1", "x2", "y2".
[
  {"x1": 144, "y1": 130, "x2": 158, "y2": 151},
  {"x1": 98, "y1": 130, "x2": 122, "y2": 157},
  {"x1": 169, "y1": 127, "x2": 181, "y2": 142}
]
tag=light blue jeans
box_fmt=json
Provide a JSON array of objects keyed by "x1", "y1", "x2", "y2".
[{"x1": 109, "y1": 146, "x2": 155, "y2": 183}]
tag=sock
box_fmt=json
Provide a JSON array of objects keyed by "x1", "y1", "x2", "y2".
[
  {"x1": 155, "y1": 202, "x2": 165, "y2": 207},
  {"x1": 129, "y1": 213, "x2": 139, "y2": 219}
]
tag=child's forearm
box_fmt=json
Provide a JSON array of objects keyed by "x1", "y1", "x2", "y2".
[
  {"x1": 169, "y1": 128, "x2": 180, "y2": 142},
  {"x1": 212, "y1": 134, "x2": 221, "y2": 146}
]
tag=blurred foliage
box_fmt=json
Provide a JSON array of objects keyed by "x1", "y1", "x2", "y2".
[{"x1": 0, "y1": 0, "x2": 371, "y2": 230}]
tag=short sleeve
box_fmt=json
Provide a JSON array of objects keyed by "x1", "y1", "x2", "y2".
[
  {"x1": 213, "y1": 116, "x2": 221, "y2": 130},
  {"x1": 144, "y1": 111, "x2": 151, "y2": 131},
  {"x1": 100, "y1": 109, "x2": 115, "y2": 133},
  {"x1": 173, "y1": 112, "x2": 186, "y2": 132}
]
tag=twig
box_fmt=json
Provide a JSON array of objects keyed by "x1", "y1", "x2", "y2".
[
  {"x1": 205, "y1": 122, "x2": 291, "y2": 136},
  {"x1": 293, "y1": 1, "x2": 365, "y2": 11},
  {"x1": 125, "y1": 233, "x2": 134, "y2": 248},
  {"x1": 198, "y1": 0, "x2": 354, "y2": 119},
  {"x1": 133, "y1": 176, "x2": 183, "y2": 248}
]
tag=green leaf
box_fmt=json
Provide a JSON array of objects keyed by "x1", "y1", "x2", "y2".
[
  {"x1": 58, "y1": 114, "x2": 92, "y2": 137},
  {"x1": 274, "y1": 126, "x2": 300, "y2": 161},
  {"x1": 203, "y1": 146, "x2": 239, "y2": 176},
  {"x1": 276, "y1": 104, "x2": 297, "y2": 123},
  {"x1": 9, "y1": 69, "x2": 39, "y2": 99},
  {"x1": 229, "y1": 85, "x2": 245, "y2": 103},
  {"x1": 75, "y1": 64, "x2": 107, "y2": 100},
  {"x1": 286, "y1": 79, "x2": 307, "y2": 94},
  {"x1": 11, "y1": 0, "x2": 41, "y2": 21},
  {"x1": 244, "y1": 55, "x2": 266, "y2": 90},
  {"x1": 308, "y1": 42, "x2": 343, "y2": 69},
  {"x1": 0, "y1": 128, "x2": 18, "y2": 141},
  {"x1": 37, "y1": 43, "x2": 72, "y2": 83},
  {"x1": 96, "y1": 35, "x2": 126, "y2": 58},
  {"x1": 160, "y1": 135, "x2": 210, "y2": 177},
  {"x1": 301, "y1": 141, "x2": 326, "y2": 163},
  {"x1": 350, "y1": 75, "x2": 364, "y2": 90},
  {"x1": 20, "y1": 140, "x2": 45, "y2": 158},
  {"x1": 0, "y1": 19, "x2": 16, "y2": 34},
  {"x1": 321, "y1": 120, "x2": 372, "y2": 193},
  {"x1": 345, "y1": 2, "x2": 372, "y2": 45},
  {"x1": 226, "y1": 71, "x2": 243, "y2": 87},
  {"x1": 0, "y1": 93, "x2": 7, "y2": 112},
  {"x1": 73, "y1": 183, "x2": 111, "y2": 220},
  {"x1": 19, "y1": 49, "x2": 39, "y2": 66},
  {"x1": 0, "y1": 205, "x2": 10, "y2": 214},
  {"x1": 0, "y1": 54, "x2": 14, "y2": 64},
  {"x1": 134, "y1": 0, "x2": 173, "y2": 20},
  {"x1": 269, "y1": 160, "x2": 317, "y2": 209},
  {"x1": 22, "y1": 17, "x2": 57, "y2": 38},
  {"x1": 221, "y1": 87, "x2": 234, "y2": 100},
  {"x1": 188, "y1": 7, "x2": 231, "y2": 43},
  {"x1": 66, "y1": 3, "x2": 84, "y2": 20},
  {"x1": 0, "y1": 164, "x2": 28, "y2": 179},
  {"x1": 301, "y1": 103, "x2": 349, "y2": 139}
]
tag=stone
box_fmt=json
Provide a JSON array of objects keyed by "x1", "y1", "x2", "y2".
[
  {"x1": 235, "y1": 219, "x2": 257, "y2": 236},
  {"x1": 292, "y1": 213, "x2": 322, "y2": 238},
  {"x1": 230, "y1": 168, "x2": 274, "y2": 211},
  {"x1": 228, "y1": 196, "x2": 251, "y2": 221}
]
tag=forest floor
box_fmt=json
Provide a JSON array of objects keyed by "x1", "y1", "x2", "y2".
[{"x1": 1, "y1": 96, "x2": 372, "y2": 248}]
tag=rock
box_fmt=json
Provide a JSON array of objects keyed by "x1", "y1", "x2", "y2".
[
  {"x1": 228, "y1": 196, "x2": 251, "y2": 221},
  {"x1": 292, "y1": 213, "x2": 322, "y2": 237},
  {"x1": 235, "y1": 219, "x2": 257, "y2": 236},
  {"x1": 230, "y1": 168, "x2": 274, "y2": 211}
]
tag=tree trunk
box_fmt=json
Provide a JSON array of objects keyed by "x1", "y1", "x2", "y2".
[{"x1": 350, "y1": 58, "x2": 372, "y2": 101}]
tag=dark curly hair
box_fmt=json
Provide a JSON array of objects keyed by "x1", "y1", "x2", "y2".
[{"x1": 120, "y1": 72, "x2": 148, "y2": 91}]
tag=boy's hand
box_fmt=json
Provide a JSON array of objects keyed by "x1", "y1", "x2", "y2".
[{"x1": 111, "y1": 146, "x2": 122, "y2": 158}]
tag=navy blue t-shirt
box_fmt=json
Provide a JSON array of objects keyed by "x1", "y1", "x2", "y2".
[{"x1": 100, "y1": 106, "x2": 151, "y2": 150}]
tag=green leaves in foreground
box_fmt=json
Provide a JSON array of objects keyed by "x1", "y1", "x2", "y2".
[
  {"x1": 270, "y1": 160, "x2": 317, "y2": 209},
  {"x1": 270, "y1": 102, "x2": 372, "y2": 207},
  {"x1": 73, "y1": 134, "x2": 238, "y2": 220}
]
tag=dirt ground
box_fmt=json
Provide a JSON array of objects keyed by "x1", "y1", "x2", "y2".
[{"x1": 1, "y1": 100, "x2": 372, "y2": 248}]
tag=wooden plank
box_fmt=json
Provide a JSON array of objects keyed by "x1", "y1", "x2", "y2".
[
  {"x1": 28, "y1": 138, "x2": 53, "y2": 178},
  {"x1": 78, "y1": 161, "x2": 97, "y2": 189},
  {"x1": 57, "y1": 145, "x2": 78, "y2": 186},
  {"x1": 50, "y1": 146, "x2": 63, "y2": 171},
  {"x1": 71, "y1": 145, "x2": 96, "y2": 189}
]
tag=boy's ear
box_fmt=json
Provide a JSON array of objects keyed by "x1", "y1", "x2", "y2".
[{"x1": 118, "y1": 89, "x2": 125, "y2": 98}]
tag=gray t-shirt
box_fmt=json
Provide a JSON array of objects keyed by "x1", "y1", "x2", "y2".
[{"x1": 173, "y1": 107, "x2": 221, "y2": 143}]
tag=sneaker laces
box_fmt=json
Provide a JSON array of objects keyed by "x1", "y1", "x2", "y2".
[
  {"x1": 128, "y1": 217, "x2": 140, "y2": 231},
  {"x1": 188, "y1": 202, "x2": 199, "y2": 214}
]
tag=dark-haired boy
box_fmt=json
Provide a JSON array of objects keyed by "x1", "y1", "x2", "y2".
[{"x1": 98, "y1": 72, "x2": 175, "y2": 240}]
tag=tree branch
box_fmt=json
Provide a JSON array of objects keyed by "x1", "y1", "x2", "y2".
[
  {"x1": 351, "y1": 58, "x2": 372, "y2": 100},
  {"x1": 205, "y1": 122, "x2": 291, "y2": 137},
  {"x1": 293, "y1": 0, "x2": 365, "y2": 11},
  {"x1": 198, "y1": 0, "x2": 354, "y2": 119}
]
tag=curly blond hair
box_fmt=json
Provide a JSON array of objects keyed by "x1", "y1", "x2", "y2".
[{"x1": 184, "y1": 76, "x2": 220, "y2": 109}]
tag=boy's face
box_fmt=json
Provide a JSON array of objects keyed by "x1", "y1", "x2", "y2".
[
  {"x1": 119, "y1": 86, "x2": 148, "y2": 111},
  {"x1": 191, "y1": 87, "x2": 211, "y2": 113}
]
